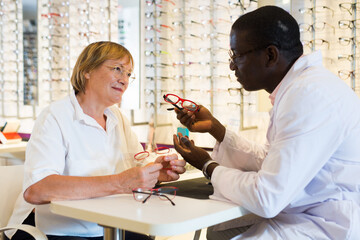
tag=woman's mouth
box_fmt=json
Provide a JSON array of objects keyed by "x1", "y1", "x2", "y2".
[
  {"x1": 113, "y1": 87, "x2": 122, "y2": 91},
  {"x1": 112, "y1": 82, "x2": 125, "y2": 92}
]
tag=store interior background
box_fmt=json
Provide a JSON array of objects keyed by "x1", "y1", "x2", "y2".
[{"x1": 1, "y1": 0, "x2": 358, "y2": 152}]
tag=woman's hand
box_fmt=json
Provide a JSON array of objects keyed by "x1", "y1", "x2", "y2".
[
  {"x1": 117, "y1": 163, "x2": 163, "y2": 193},
  {"x1": 155, "y1": 153, "x2": 186, "y2": 182}
]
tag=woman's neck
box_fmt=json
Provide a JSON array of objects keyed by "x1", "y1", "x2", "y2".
[{"x1": 76, "y1": 93, "x2": 107, "y2": 130}]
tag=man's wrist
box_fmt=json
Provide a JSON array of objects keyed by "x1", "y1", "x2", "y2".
[
  {"x1": 202, "y1": 160, "x2": 219, "y2": 180},
  {"x1": 209, "y1": 119, "x2": 226, "y2": 142}
]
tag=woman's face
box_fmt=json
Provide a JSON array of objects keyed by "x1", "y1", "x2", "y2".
[{"x1": 84, "y1": 57, "x2": 132, "y2": 106}]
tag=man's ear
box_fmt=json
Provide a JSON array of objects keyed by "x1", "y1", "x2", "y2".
[{"x1": 265, "y1": 45, "x2": 279, "y2": 67}]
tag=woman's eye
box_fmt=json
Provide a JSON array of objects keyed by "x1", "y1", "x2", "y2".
[
  {"x1": 127, "y1": 72, "x2": 132, "y2": 77},
  {"x1": 115, "y1": 67, "x2": 121, "y2": 71}
]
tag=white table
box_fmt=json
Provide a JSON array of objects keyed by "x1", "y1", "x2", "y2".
[
  {"x1": 50, "y1": 171, "x2": 250, "y2": 240},
  {"x1": 0, "y1": 141, "x2": 27, "y2": 154},
  {"x1": 51, "y1": 194, "x2": 249, "y2": 239},
  {"x1": 0, "y1": 141, "x2": 27, "y2": 165}
]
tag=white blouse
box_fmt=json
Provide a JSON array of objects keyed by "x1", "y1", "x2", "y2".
[{"x1": 7, "y1": 91, "x2": 143, "y2": 238}]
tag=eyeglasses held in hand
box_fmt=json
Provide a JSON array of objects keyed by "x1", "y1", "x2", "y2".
[
  {"x1": 132, "y1": 186, "x2": 178, "y2": 206},
  {"x1": 163, "y1": 93, "x2": 199, "y2": 112},
  {"x1": 133, "y1": 147, "x2": 171, "y2": 167}
]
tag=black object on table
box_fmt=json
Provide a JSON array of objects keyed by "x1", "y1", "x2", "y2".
[{"x1": 159, "y1": 177, "x2": 214, "y2": 199}]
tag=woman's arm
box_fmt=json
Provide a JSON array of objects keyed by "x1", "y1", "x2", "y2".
[{"x1": 24, "y1": 163, "x2": 163, "y2": 204}]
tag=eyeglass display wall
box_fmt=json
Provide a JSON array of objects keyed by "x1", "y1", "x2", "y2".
[
  {"x1": 294, "y1": 0, "x2": 360, "y2": 95},
  {"x1": 0, "y1": 0, "x2": 26, "y2": 118},
  {"x1": 38, "y1": 0, "x2": 118, "y2": 108},
  {"x1": 23, "y1": 18, "x2": 37, "y2": 107},
  {"x1": 0, "y1": 0, "x2": 118, "y2": 120},
  {"x1": 139, "y1": 0, "x2": 360, "y2": 148},
  {"x1": 2, "y1": 0, "x2": 360, "y2": 147},
  {"x1": 137, "y1": 0, "x2": 265, "y2": 149}
]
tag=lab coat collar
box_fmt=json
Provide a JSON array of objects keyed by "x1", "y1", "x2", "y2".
[{"x1": 272, "y1": 51, "x2": 323, "y2": 107}]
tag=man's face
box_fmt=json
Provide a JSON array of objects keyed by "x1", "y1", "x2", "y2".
[{"x1": 229, "y1": 29, "x2": 267, "y2": 91}]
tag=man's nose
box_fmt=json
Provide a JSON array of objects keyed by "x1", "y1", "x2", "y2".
[{"x1": 229, "y1": 61, "x2": 236, "y2": 71}]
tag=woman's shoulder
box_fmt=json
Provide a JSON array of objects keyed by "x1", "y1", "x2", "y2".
[
  {"x1": 36, "y1": 96, "x2": 73, "y2": 123},
  {"x1": 107, "y1": 105, "x2": 131, "y2": 127},
  {"x1": 107, "y1": 104, "x2": 124, "y2": 119},
  {"x1": 49, "y1": 96, "x2": 73, "y2": 114}
]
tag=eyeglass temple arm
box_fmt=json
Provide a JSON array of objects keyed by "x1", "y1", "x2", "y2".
[
  {"x1": 144, "y1": 191, "x2": 176, "y2": 206},
  {"x1": 159, "y1": 193, "x2": 176, "y2": 206},
  {"x1": 163, "y1": 95, "x2": 183, "y2": 110},
  {"x1": 142, "y1": 193, "x2": 153, "y2": 204}
]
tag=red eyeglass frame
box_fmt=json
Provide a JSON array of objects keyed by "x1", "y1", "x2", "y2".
[{"x1": 163, "y1": 93, "x2": 199, "y2": 112}]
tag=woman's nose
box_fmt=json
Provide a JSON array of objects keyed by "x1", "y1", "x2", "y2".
[{"x1": 118, "y1": 73, "x2": 129, "y2": 82}]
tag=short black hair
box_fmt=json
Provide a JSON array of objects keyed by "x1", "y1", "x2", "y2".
[{"x1": 232, "y1": 5, "x2": 303, "y2": 61}]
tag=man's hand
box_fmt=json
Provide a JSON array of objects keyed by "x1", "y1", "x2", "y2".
[
  {"x1": 174, "y1": 105, "x2": 226, "y2": 142},
  {"x1": 173, "y1": 133, "x2": 211, "y2": 170},
  {"x1": 175, "y1": 105, "x2": 214, "y2": 133}
]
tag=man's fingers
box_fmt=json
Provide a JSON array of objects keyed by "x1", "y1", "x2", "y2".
[
  {"x1": 180, "y1": 136, "x2": 191, "y2": 148},
  {"x1": 173, "y1": 134, "x2": 189, "y2": 154},
  {"x1": 176, "y1": 109, "x2": 186, "y2": 119},
  {"x1": 173, "y1": 134, "x2": 183, "y2": 152},
  {"x1": 179, "y1": 112, "x2": 192, "y2": 125},
  {"x1": 184, "y1": 117, "x2": 194, "y2": 128},
  {"x1": 178, "y1": 134, "x2": 192, "y2": 150}
]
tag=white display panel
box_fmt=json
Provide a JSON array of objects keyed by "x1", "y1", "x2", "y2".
[{"x1": 118, "y1": 0, "x2": 141, "y2": 110}]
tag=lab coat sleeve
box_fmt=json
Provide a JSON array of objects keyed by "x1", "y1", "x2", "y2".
[
  {"x1": 211, "y1": 83, "x2": 345, "y2": 218},
  {"x1": 211, "y1": 129, "x2": 268, "y2": 171}
]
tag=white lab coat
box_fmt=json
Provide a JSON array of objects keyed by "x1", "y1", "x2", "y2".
[{"x1": 210, "y1": 51, "x2": 360, "y2": 240}]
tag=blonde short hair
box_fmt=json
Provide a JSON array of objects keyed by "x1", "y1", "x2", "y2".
[{"x1": 71, "y1": 41, "x2": 134, "y2": 94}]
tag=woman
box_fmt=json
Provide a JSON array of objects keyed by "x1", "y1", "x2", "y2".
[{"x1": 7, "y1": 41, "x2": 186, "y2": 240}]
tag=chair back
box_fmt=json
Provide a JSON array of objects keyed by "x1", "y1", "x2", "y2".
[{"x1": 0, "y1": 165, "x2": 24, "y2": 228}]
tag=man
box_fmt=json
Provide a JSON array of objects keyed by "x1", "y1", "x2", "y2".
[{"x1": 173, "y1": 5, "x2": 360, "y2": 240}]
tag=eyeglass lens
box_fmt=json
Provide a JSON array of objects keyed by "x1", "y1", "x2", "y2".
[
  {"x1": 133, "y1": 189, "x2": 152, "y2": 201},
  {"x1": 164, "y1": 94, "x2": 198, "y2": 112},
  {"x1": 133, "y1": 187, "x2": 177, "y2": 204}
]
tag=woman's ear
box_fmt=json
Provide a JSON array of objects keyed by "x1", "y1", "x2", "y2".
[{"x1": 84, "y1": 72, "x2": 90, "y2": 80}]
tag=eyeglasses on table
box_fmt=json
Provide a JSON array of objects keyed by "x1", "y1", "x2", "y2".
[{"x1": 132, "y1": 186, "x2": 178, "y2": 206}]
